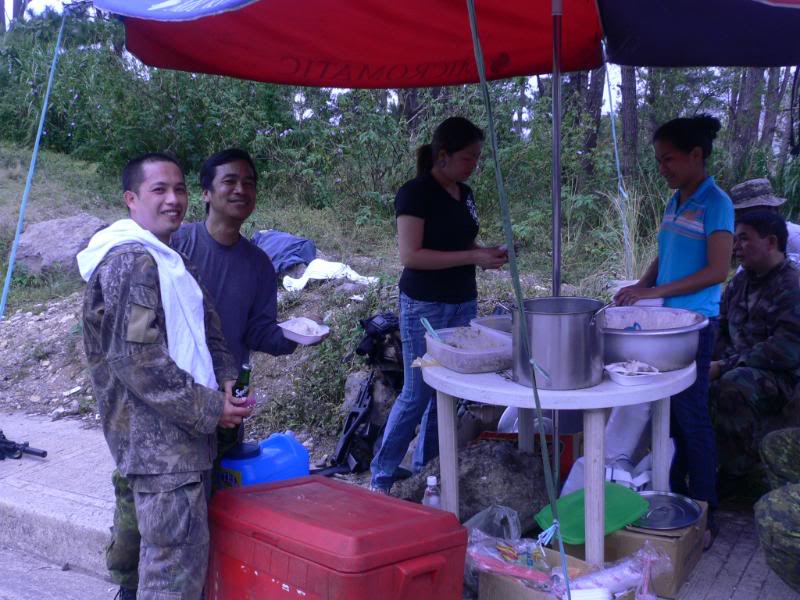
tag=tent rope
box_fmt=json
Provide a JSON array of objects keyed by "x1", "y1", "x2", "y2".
[
  {"x1": 464, "y1": 1, "x2": 572, "y2": 597},
  {"x1": 0, "y1": 11, "x2": 68, "y2": 319}
]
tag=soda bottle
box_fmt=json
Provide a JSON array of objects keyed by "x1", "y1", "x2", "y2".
[
  {"x1": 232, "y1": 363, "x2": 252, "y2": 401},
  {"x1": 422, "y1": 475, "x2": 441, "y2": 509}
]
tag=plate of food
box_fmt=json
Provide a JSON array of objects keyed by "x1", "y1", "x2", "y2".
[
  {"x1": 278, "y1": 317, "x2": 330, "y2": 345},
  {"x1": 604, "y1": 360, "x2": 662, "y2": 386}
]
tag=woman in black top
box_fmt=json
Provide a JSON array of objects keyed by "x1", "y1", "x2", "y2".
[{"x1": 370, "y1": 117, "x2": 508, "y2": 493}]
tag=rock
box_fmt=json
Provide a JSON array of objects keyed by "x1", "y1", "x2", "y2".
[
  {"x1": 393, "y1": 440, "x2": 549, "y2": 531},
  {"x1": 334, "y1": 281, "x2": 366, "y2": 295},
  {"x1": 370, "y1": 375, "x2": 397, "y2": 425},
  {"x1": 16, "y1": 214, "x2": 108, "y2": 275}
]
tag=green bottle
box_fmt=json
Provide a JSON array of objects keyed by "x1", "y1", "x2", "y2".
[{"x1": 232, "y1": 363, "x2": 252, "y2": 400}]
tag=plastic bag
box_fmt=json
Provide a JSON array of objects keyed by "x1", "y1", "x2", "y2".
[
  {"x1": 551, "y1": 541, "x2": 671, "y2": 598},
  {"x1": 466, "y1": 529, "x2": 553, "y2": 592},
  {"x1": 463, "y1": 504, "x2": 522, "y2": 540}
]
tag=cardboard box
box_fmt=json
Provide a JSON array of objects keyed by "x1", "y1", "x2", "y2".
[
  {"x1": 479, "y1": 548, "x2": 635, "y2": 600},
  {"x1": 478, "y1": 548, "x2": 591, "y2": 600},
  {"x1": 565, "y1": 501, "x2": 708, "y2": 599}
]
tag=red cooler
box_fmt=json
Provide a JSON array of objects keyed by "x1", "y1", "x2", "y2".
[{"x1": 206, "y1": 476, "x2": 467, "y2": 599}]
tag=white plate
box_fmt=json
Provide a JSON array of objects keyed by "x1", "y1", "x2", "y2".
[
  {"x1": 278, "y1": 317, "x2": 329, "y2": 345},
  {"x1": 604, "y1": 367, "x2": 663, "y2": 387}
]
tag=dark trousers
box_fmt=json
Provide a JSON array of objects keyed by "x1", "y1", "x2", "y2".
[{"x1": 670, "y1": 319, "x2": 718, "y2": 509}]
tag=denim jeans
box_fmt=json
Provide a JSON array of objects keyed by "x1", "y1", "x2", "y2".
[
  {"x1": 370, "y1": 292, "x2": 477, "y2": 490},
  {"x1": 670, "y1": 318, "x2": 719, "y2": 509}
]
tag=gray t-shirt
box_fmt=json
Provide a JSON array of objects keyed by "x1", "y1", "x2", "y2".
[{"x1": 171, "y1": 222, "x2": 296, "y2": 366}]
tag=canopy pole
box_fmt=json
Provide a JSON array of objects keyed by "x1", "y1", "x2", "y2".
[
  {"x1": 551, "y1": 0, "x2": 563, "y2": 298},
  {"x1": 0, "y1": 12, "x2": 68, "y2": 319},
  {"x1": 550, "y1": 0, "x2": 563, "y2": 493}
]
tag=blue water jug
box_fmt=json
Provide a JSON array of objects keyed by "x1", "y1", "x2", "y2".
[{"x1": 218, "y1": 432, "x2": 310, "y2": 488}]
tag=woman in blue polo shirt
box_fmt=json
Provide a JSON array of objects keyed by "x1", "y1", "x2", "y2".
[{"x1": 615, "y1": 115, "x2": 734, "y2": 549}]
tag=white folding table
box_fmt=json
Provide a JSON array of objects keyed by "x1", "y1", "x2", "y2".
[{"x1": 421, "y1": 361, "x2": 696, "y2": 565}]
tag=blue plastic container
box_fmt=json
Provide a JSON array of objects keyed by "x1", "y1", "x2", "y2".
[{"x1": 218, "y1": 432, "x2": 309, "y2": 489}]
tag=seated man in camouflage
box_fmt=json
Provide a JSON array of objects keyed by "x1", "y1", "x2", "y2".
[
  {"x1": 754, "y1": 428, "x2": 800, "y2": 592},
  {"x1": 711, "y1": 211, "x2": 800, "y2": 484}
]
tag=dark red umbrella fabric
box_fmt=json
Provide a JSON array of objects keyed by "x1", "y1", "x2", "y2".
[{"x1": 94, "y1": 0, "x2": 603, "y2": 88}]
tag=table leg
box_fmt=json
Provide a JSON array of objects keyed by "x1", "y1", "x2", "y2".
[
  {"x1": 436, "y1": 391, "x2": 459, "y2": 518},
  {"x1": 517, "y1": 408, "x2": 535, "y2": 454},
  {"x1": 651, "y1": 397, "x2": 671, "y2": 492},
  {"x1": 584, "y1": 408, "x2": 606, "y2": 566}
]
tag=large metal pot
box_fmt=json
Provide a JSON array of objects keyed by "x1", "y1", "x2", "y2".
[
  {"x1": 512, "y1": 297, "x2": 604, "y2": 390},
  {"x1": 602, "y1": 307, "x2": 708, "y2": 371}
]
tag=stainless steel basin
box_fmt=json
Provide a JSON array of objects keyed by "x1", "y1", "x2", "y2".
[{"x1": 601, "y1": 307, "x2": 708, "y2": 371}]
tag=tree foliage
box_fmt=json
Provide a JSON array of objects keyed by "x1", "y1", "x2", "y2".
[{"x1": 1, "y1": 10, "x2": 798, "y2": 283}]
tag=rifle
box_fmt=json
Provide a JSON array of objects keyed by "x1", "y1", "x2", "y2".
[
  {"x1": 310, "y1": 371, "x2": 374, "y2": 477},
  {"x1": 0, "y1": 430, "x2": 47, "y2": 460}
]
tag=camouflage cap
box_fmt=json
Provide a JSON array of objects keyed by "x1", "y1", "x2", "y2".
[{"x1": 730, "y1": 178, "x2": 786, "y2": 209}]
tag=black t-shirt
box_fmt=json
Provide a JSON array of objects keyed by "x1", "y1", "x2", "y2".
[{"x1": 396, "y1": 172, "x2": 480, "y2": 303}]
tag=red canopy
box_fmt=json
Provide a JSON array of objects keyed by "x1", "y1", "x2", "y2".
[{"x1": 111, "y1": 0, "x2": 603, "y2": 88}]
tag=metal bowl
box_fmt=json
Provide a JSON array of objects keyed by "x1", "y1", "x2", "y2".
[{"x1": 601, "y1": 307, "x2": 708, "y2": 372}]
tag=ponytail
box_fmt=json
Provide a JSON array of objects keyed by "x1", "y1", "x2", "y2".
[{"x1": 416, "y1": 144, "x2": 434, "y2": 177}]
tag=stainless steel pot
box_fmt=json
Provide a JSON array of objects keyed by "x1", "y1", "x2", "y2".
[{"x1": 512, "y1": 297, "x2": 605, "y2": 390}]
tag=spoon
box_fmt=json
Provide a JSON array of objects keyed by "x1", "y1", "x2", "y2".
[{"x1": 420, "y1": 317, "x2": 443, "y2": 343}]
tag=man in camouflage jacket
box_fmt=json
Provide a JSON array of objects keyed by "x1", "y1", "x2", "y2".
[
  {"x1": 711, "y1": 211, "x2": 800, "y2": 481},
  {"x1": 80, "y1": 153, "x2": 250, "y2": 600}
]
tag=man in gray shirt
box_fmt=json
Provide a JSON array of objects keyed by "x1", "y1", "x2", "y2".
[{"x1": 171, "y1": 148, "x2": 297, "y2": 366}]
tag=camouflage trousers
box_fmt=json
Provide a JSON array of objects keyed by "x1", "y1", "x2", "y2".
[
  {"x1": 107, "y1": 426, "x2": 240, "y2": 592},
  {"x1": 711, "y1": 366, "x2": 795, "y2": 479},
  {"x1": 130, "y1": 471, "x2": 211, "y2": 600},
  {"x1": 754, "y1": 428, "x2": 800, "y2": 592}
]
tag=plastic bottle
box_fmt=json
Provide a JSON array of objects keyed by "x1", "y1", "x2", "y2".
[{"x1": 422, "y1": 475, "x2": 441, "y2": 509}]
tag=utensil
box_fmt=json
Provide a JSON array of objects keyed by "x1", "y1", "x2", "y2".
[
  {"x1": 633, "y1": 491, "x2": 703, "y2": 530},
  {"x1": 511, "y1": 297, "x2": 604, "y2": 390},
  {"x1": 420, "y1": 317, "x2": 443, "y2": 343},
  {"x1": 602, "y1": 307, "x2": 708, "y2": 371}
]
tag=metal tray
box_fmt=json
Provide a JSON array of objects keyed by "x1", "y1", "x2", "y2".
[{"x1": 632, "y1": 491, "x2": 703, "y2": 530}]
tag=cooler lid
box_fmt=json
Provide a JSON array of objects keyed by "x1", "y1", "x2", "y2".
[{"x1": 209, "y1": 476, "x2": 466, "y2": 573}]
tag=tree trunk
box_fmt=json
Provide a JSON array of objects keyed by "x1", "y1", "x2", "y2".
[
  {"x1": 513, "y1": 79, "x2": 527, "y2": 138},
  {"x1": 10, "y1": 0, "x2": 29, "y2": 28},
  {"x1": 730, "y1": 67, "x2": 765, "y2": 181},
  {"x1": 620, "y1": 66, "x2": 639, "y2": 178},
  {"x1": 777, "y1": 110, "x2": 793, "y2": 178},
  {"x1": 580, "y1": 67, "x2": 606, "y2": 178},
  {"x1": 398, "y1": 88, "x2": 421, "y2": 129},
  {"x1": 759, "y1": 67, "x2": 791, "y2": 158}
]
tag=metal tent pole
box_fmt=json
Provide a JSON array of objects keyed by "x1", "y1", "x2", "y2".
[
  {"x1": 551, "y1": 0, "x2": 563, "y2": 298},
  {"x1": 551, "y1": 0, "x2": 563, "y2": 490}
]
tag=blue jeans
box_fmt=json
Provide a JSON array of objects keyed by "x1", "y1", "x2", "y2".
[
  {"x1": 370, "y1": 292, "x2": 477, "y2": 490},
  {"x1": 670, "y1": 318, "x2": 718, "y2": 509}
]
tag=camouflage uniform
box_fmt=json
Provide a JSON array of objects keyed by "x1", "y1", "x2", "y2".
[
  {"x1": 754, "y1": 428, "x2": 800, "y2": 592},
  {"x1": 712, "y1": 259, "x2": 800, "y2": 478},
  {"x1": 83, "y1": 243, "x2": 237, "y2": 599}
]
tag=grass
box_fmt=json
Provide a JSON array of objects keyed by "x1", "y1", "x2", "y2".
[{"x1": 0, "y1": 142, "x2": 123, "y2": 315}]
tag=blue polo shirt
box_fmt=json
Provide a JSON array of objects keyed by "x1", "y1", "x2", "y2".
[{"x1": 656, "y1": 177, "x2": 734, "y2": 317}]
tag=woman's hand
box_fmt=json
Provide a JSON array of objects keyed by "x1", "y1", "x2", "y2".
[
  {"x1": 614, "y1": 285, "x2": 657, "y2": 306},
  {"x1": 473, "y1": 247, "x2": 508, "y2": 270}
]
